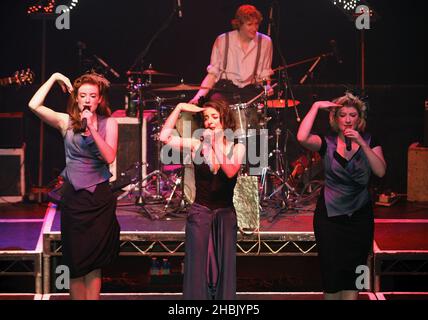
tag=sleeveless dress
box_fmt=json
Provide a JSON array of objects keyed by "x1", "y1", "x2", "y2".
[
  {"x1": 60, "y1": 115, "x2": 120, "y2": 278},
  {"x1": 183, "y1": 144, "x2": 238, "y2": 300},
  {"x1": 314, "y1": 133, "x2": 377, "y2": 293}
]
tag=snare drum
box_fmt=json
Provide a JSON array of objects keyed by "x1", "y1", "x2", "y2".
[{"x1": 229, "y1": 103, "x2": 262, "y2": 138}]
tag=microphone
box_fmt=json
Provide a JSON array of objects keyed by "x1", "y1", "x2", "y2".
[
  {"x1": 267, "y1": 5, "x2": 273, "y2": 36},
  {"x1": 81, "y1": 106, "x2": 90, "y2": 132},
  {"x1": 345, "y1": 137, "x2": 352, "y2": 151},
  {"x1": 93, "y1": 55, "x2": 120, "y2": 78},
  {"x1": 330, "y1": 40, "x2": 343, "y2": 64},
  {"x1": 177, "y1": 0, "x2": 183, "y2": 18}
]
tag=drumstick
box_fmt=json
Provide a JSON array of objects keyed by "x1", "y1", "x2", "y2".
[{"x1": 245, "y1": 83, "x2": 278, "y2": 105}]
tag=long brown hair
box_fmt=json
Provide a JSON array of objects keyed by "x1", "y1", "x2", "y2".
[
  {"x1": 66, "y1": 73, "x2": 111, "y2": 132},
  {"x1": 202, "y1": 99, "x2": 236, "y2": 131}
]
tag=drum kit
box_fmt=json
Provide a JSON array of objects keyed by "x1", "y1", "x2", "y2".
[{"x1": 115, "y1": 65, "x2": 321, "y2": 220}]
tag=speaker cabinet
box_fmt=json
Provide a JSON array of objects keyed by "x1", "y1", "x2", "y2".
[
  {"x1": 0, "y1": 147, "x2": 25, "y2": 202},
  {"x1": 109, "y1": 111, "x2": 156, "y2": 183},
  {"x1": 407, "y1": 142, "x2": 428, "y2": 202},
  {"x1": 0, "y1": 112, "x2": 24, "y2": 148}
]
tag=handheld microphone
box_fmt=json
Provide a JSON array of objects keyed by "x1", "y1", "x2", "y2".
[
  {"x1": 81, "y1": 106, "x2": 90, "y2": 132},
  {"x1": 330, "y1": 40, "x2": 343, "y2": 64},
  {"x1": 345, "y1": 137, "x2": 352, "y2": 151},
  {"x1": 177, "y1": 0, "x2": 183, "y2": 18}
]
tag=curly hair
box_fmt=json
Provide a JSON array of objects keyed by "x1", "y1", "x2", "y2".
[
  {"x1": 66, "y1": 73, "x2": 111, "y2": 133},
  {"x1": 201, "y1": 99, "x2": 236, "y2": 131},
  {"x1": 231, "y1": 4, "x2": 263, "y2": 30},
  {"x1": 329, "y1": 92, "x2": 367, "y2": 133}
]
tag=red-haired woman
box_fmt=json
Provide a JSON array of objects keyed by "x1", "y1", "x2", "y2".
[{"x1": 29, "y1": 72, "x2": 120, "y2": 300}]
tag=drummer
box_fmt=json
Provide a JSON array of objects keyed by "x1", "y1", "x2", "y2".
[{"x1": 189, "y1": 4, "x2": 274, "y2": 105}]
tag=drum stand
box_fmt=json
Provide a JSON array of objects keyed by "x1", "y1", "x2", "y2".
[
  {"x1": 259, "y1": 109, "x2": 301, "y2": 221},
  {"x1": 163, "y1": 165, "x2": 191, "y2": 213}
]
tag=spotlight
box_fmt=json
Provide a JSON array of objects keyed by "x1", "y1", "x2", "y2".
[{"x1": 329, "y1": 0, "x2": 379, "y2": 22}]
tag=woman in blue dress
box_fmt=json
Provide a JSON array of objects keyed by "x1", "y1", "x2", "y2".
[
  {"x1": 29, "y1": 72, "x2": 120, "y2": 300},
  {"x1": 297, "y1": 92, "x2": 386, "y2": 300}
]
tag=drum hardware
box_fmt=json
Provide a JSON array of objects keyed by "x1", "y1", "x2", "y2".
[
  {"x1": 116, "y1": 67, "x2": 186, "y2": 215},
  {"x1": 153, "y1": 78, "x2": 211, "y2": 92}
]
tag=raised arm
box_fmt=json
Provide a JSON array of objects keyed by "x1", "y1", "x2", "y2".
[
  {"x1": 297, "y1": 101, "x2": 341, "y2": 152},
  {"x1": 28, "y1": 72, "x2": 73, "y2": 135},
  {"x1": 159, "y1": 103, "x2": 204, "y2": 151},
  {"x1": 189, "y1": 73, "x2": 216, "y2": 105}
]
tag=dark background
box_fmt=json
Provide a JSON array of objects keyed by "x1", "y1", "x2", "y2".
[{"x1": 0, "y1": 0, "x2": 426, "y2": 196}]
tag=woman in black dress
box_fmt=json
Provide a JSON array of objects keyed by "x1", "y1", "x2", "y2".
[
  {"x1": 29, "y1": 72, "x2": 120, "y2": 299},
  {"x1": 297, "y1": 92, "x2": 386, "y2": 300},
  {"x1": 159, "y1": 99, "x2": 245, "y2": 299}
]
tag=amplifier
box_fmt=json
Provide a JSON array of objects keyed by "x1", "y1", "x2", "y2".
[
  {"x1": 407, "y1": 142, "x2": 428, "y2": 202},
  {"x1": 0, "y1": 112, "x2": 24, "y2": 148},
  {"x1": 0, "y1": 146, "x2": 25, "y2": 202},
  {"x1": 109, "y1": 110, "x2": 157, "y2": 185}
]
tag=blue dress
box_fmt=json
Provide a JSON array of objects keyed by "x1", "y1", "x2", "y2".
[
  {"x1": 314, "y1": 133, "x2": 377, "y2": 293},
  {"x1": 60, "y1": 116, "x2": 120, "y2": 278}
]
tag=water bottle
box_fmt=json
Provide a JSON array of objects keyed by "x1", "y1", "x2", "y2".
[
  {"x1": 150, "y1": 257, "x2": 160, "y2": 276},
  {"x1": 161, "y1": 258, "x2": 170, "y2": 276}
]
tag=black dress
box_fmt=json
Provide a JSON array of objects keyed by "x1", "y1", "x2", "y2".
[
  {"x1": 313, "y1": 134, "x2": 377, "y2": 293},
  {"x1": 183, "y1": 145, "x2": 238, "y2": 300}
]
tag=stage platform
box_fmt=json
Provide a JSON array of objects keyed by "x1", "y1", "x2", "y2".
[
  {"x1": 1, "y1": 198, "x2": 428, "y2": 297},
  {"x1": 2, "y1": 292, "x2": 428, "y2": 300}
]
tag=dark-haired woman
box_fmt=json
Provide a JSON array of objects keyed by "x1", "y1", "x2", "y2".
[{"x1": 160, "y1": 99, "x2": 245, "y2": 299}]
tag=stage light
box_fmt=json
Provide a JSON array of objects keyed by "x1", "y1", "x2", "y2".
[
  {"x1": 27, "y1": 0, "x2": 56, "y2": 15},
  {"x1": 27, "y1": 0, "x2": 79, "y2": 15},
  {"x1": 332, "y1": 0, "x2": 360, "y2": 12},
  {"x1": 329, "y1": 0, "x2": 378, "y2": 22}
]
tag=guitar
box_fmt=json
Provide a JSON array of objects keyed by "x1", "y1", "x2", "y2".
[{"x1": 0, "y1": 69, "x2": 35, "y2": 87}]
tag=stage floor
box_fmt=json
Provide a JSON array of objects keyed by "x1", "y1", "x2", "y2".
[{"x1": 1, "y1": 198, "x2": 428, "y2": 296}]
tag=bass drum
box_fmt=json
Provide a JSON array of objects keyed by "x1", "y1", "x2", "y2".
[{"x1": 175, "y1": 111, "x2": 200, "y2": 204}]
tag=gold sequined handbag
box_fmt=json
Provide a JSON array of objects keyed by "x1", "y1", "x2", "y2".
[{"x1": 233, "y1": 175, "x2": 260, "y2": 233}]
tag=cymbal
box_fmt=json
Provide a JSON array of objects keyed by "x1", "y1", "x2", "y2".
[
  {"x1": 153, "y1": 83, "x2": 206, "y2": 91},
  {"x1": 267, "y1": 99, "x2": 300, "y2": 108},
  {"x1": 127, "y1": 69, "x2": 176, "y2": 77}
]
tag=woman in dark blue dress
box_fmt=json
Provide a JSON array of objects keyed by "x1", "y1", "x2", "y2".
[
  {"x1": 297, "y1": 92, "x2": 386, "y2": 300},
  {"x1": 29, "y1": 72, "x2": 120, "y2": 299}
]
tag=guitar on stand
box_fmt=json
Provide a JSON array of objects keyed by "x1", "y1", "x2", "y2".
[{"x1": 0, "y1": 69, "x2": 34, "y2": 87}]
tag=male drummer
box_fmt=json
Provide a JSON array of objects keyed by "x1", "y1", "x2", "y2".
[{"x1": 189, "y1": 4, "x2": 274, "y2": 105}]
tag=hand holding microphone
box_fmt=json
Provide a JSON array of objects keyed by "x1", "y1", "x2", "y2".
[
  {"x1": 343, "y1": 128, "x2": 362, "y2": 151},
  {"x1": 81, "y1": 106, "x2": 91, "y2": 132}
]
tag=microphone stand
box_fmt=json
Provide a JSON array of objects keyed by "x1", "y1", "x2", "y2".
[{"x1": 126, "y1": 7, "x2": 177, "y2": 213}]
